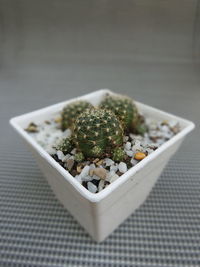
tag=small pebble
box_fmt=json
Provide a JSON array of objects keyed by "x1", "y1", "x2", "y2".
[
  {"x1": 98, "y1": 180, "x2": 105, "y2": 192},
  {"x1": 110, "y1": 164, "x2": 118, "y2": 172},
  {"x1": 92, "y1": 174, "x2": 101, "y2": 180},
  {"x1": 125, "y1": 142, "x2": 131, "y2": 150},
  {"x1": 62, "y1": 154, "x2": 71, "y2": 162},
  {"x1": 70, "y1": 148, "x2": 77, "y2": 155},
  {"x1": 106, "y1": 170, "x2": 116, "y2": 181},
  {"x1": 87, "y1": 181, "x2": 97, "y2": 193},
  {"x1": 123, "y1": 136, "x2": 129, "y2": 142},
  {"x1": 77, "y1": 164, "x2": 83, "y2": 173},
  {"x1": 134, "y1": 152, "x2": 146, "y2": 160},
  {"x1": 81, "y1": 175, "x2": 93, "y2": 182},
  {"x1": 54, "y1": 117, "x2": 62, "y2": 123},
  {"x1": 89, "y1": 164, "x2": 96, "y2": 170},
  {"x1": 93, "y1": 158, "x2": 99, "y2": 163},
  {"x1": 126, "y1": 150, "x2": 134, "y2": 157},
  {"x1": 129, "y1": 133, "x2": 135, "y2": 140},
  {"x1": 74, "y1": 175, "x2": 82, "y2": 184},
  {"x1": 169, "y1": 120, "x2": 178, "y2": 128},
  {"x1": 66, "y1": 159, "x2": 74, "y2": 171},
  {"x1": 104, "y1": 158, "x2": 114, "y2": 167},
  {"x1": 118, "y1": 162, "x2": 127, "y2": 173},
  {"x1": 96, "y1": 159, "x2": 104, "y2": 166},
  {"x1": 25, "y1": 122, "x2": 38, "y2": 133},
  {"x1": 57, "y1": 150, "x2": 65, "y2": 161},
  {"x1": 89, "y1": 169, "x2": 94, "y2": 176},
  {"x1": 80, "y1": 165, "x2": 90, "y2": 178},
  {"x1": 46, "y1": 146, "x2": 56, "y2": 155},
  {"x1": 93, "y1": 168, "x2": 107, "y2": 179},
  {"x1": 110, "y1": 174, "x2": 119, "y2": 183}
]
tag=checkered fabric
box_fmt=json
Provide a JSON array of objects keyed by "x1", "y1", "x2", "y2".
[{"x1": 1, "y1": 90, "x2": 199, "y2": 267}]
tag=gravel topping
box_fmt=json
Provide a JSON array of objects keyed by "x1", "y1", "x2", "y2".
[{"x1": 26, "y1": 115, "x2": 180, "y2": 193}]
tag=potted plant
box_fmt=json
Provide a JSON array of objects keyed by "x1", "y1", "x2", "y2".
[{"x1": 10, "y1": 89, "x2": 195, "y2": 242}]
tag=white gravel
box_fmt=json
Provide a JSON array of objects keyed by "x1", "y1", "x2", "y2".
[
  {"x1": 80, "y1": 165, "x2": 90, "y2": 178},
  {"x1": 118, "y1": 162, "x2": 127, "y2": 173},
  {"x1": 57, "y1": 150, "x2": 65, "y2": 161},
  {"x1": 27, "y1": 115, "x2": 179, "y2": 194},
  {"x1": 87, "y1": 182, "x2": 97, "y2": 193},
  {"x1": 104, "y1": 158, "x2": 114, "y2": 167},
  {"x1": 125, "y1": 142, "x2": 131, "y2": 150}
]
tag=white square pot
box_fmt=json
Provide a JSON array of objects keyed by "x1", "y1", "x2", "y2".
[{"x1": 10, "y1": 89, "x2": 195, "y2": 242}]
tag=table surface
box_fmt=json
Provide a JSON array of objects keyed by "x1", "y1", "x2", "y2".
[{"x1": 0, "y1": 1, "x2": 200, "y2": 266}]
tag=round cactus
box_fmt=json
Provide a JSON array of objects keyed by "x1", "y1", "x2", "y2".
[
  {"x1": 112, "y1": 147, "x2": 125, "y2": 162},
  {"x1": 61, "y1": 101, "x2": 93, "y2": 131},
  {"x1": 74, "y1": 152, "x2": 85, "y2": 162},
  {"x1": 73, "y1": 108, "x2": 124, "y2": 158},
  {"x1": 55, "y1": 138, "x2": 73, "y2": 154},
  {"x1": 99, "y1": 94, "x2": 138, "y2": 131},
  {"x1": 100, "y1": 94, "x2": 147, "y2": 134}
]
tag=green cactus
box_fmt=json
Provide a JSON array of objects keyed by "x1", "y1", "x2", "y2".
[
  {"x1": 100, "y1": 94, "x2": 148, "y2": 135},
  {"x1": 74, "y1": 152, "x2": 85, "y2": 162},
  {"x1": 73, "y1": 108, "x2": 124, "y2": 158},
  {"x1": 55, "y1": 137, "x2": 73, "y2": 154},
  {"x1": 134, "y1": 115, "x2": 148, "y2": 135},
  {"x1": 112, "y1": 147, "x2": 125, "y2": 162},
  {"x1": 61, "y1": 100, "x2": 93, "y2": 131}
]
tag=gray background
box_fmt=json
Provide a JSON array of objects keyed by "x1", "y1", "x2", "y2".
[{"x1": 0, "y1": 0, "x2": 200, "y2": 266}]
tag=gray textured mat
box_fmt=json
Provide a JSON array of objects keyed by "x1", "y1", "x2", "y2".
[
  {"x1": 1, "y1": 98, "x2": 199, "y2": 267},
  {"x1": 1, "y1": 0, "x2": 200, "y2": 266}
]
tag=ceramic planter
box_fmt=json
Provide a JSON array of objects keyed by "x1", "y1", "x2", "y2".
[{"x1": 10, "y1": 89, "x2": 195, "y2": 242}]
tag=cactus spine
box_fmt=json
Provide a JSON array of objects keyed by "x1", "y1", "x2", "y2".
[{"x1": 73, "y1": 108, "x2": 124, "y2": 158}]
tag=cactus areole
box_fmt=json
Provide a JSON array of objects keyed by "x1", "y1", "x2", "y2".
[{"x1": 73, "y1": 108, "x2": 124, "y2": 158}]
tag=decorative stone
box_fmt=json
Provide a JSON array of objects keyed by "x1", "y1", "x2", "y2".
[
  {"x1": 118, "y1": 162, "x2": 127, "y2": 173},
  {"x1": 66, "y1": 158, "x2": 74, "y2": 171},
  {"x1": 125, "y1": 142, "x2": 131, "y2": 150},
  {"x1": 57, "y1": 150, "x2": 65, "y2": 160},
  {"x1": 104, "y1": 158, "x2": 114, "y2": 167},
  {"x1": 80, "y1": 165, "x2": 90, "y2": 178},
  {"x1": 87, "y1": 182, "x2": 97, "y2": 193},
  {"x1": 93, "y1": 168, "x2": 107, "y2": 179},
  {"x1": 126, "y1": 150, "x2": 134, "y2": 157}
]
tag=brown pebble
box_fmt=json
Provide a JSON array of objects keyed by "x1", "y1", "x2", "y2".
[
  {"x1": 93, "y1": 168, "x2": 107, "y2": 179},
  {"x1": 25, "y1": 122, "x2": 38, "y2": 133},
  {"x1": 161, "y1": 120, "x2": 169, "y2": 126},
  {"x1": 96, "y1": 159, "x2": 103, "y2": 166},
  {"x1": 134, "y1": 152, "x2": 146, "y2": 161},
  {"x1": 171, "y1": 125, "x2": 180, "y2": 134},
  {"x1": 70, "y1": 169, "x2": 77, "y2": 177},
  {"x1": 54, "y1": 117, "x2": 62, "y2": 123},
  {"x1": 66, "y1": 159, "x2": 74, "y2": 171},
  {"x1": 116, "y1": 171, "x2": 123, "y2": 176},
  {"x1": 89, "y1": 169, "x2": 94, "y2": 176},
  {"x1": 93, "y1": 158, "x2": 99, "y2": 163},
  {"x1": 77, "y1": 164, "x2": 83, "y2": 173}
]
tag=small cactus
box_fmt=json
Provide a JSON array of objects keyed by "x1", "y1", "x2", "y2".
[
  {"x1": 73, "y1": 108, "x2": 124, "y2": 158},
  {"x1": 100, "y1": 94, "x2": 148, "y2": 135},
  {"x1": 134, "y1": 115, "x2": 148, "y2": 135},
  {"x1": 55, "y1": 138, "x2": 73, "y2": 154},
  {"x1": 74, "y1": 152, "x2": 85, "y2": 162},
  {"x1": 61, "y1": 101, "x2": 93, "y2": 131},
  {"x1": 112, "y1": 147, "x2": 125, "y2": 162}
]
